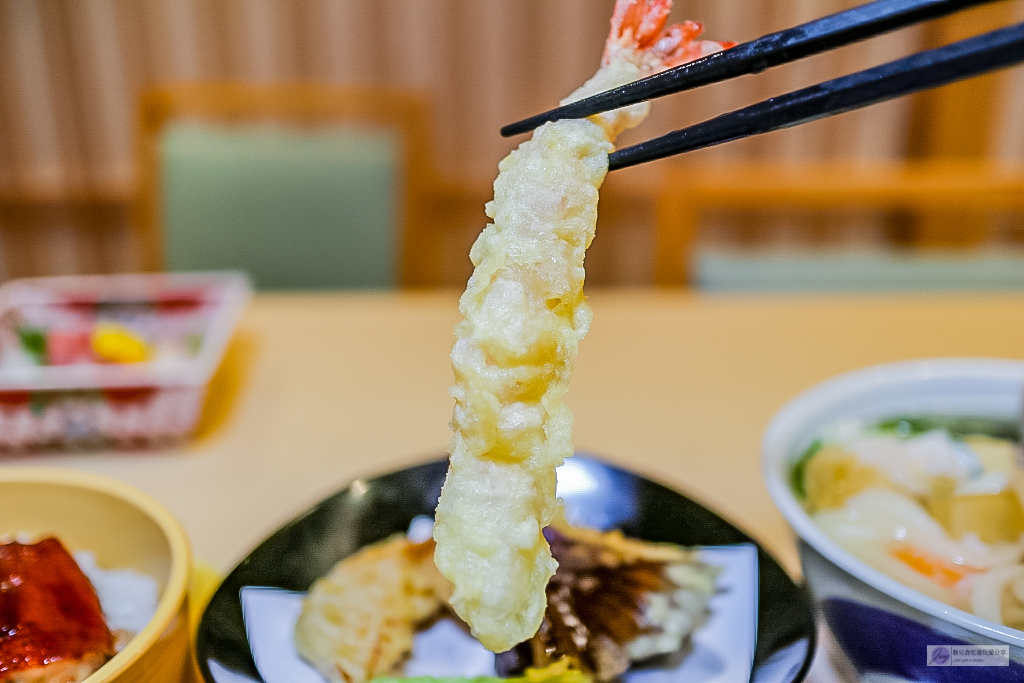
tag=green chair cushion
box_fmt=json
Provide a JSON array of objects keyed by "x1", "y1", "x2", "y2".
[
  {"x1": 696, "y1": 248, "x2": 1024, "y2": 291},
  {"x1": 161, "y1": 121, "x2": 398, "y2": 290}
]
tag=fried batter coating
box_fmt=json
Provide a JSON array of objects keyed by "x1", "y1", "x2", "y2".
[
  {"x1": 433, "y1": 0, "x2": 731, "y2": 653},
  {"x1": 294, "y1": 536, "x2": 451, "y2": 683}
]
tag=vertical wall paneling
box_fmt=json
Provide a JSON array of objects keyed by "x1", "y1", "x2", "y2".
[
  {"x1": 0, "y1": 11, "x2": 23, "y2": 192},
  {"x1": 0, "y1": 232, "x2": 9, "y2": 282},
  {"x1": 304, "y1": 0, "x2": 381, "y2": 84},
  {"x1": 65, "y1": 0, "x2": 136, "y2": 190},
  {"x1": 140, "y1": 0, "x2": 203, "y2": 81},
  {"x1": 994, "y1": 1, "x2": 1024, "y2": 165},
  {"x1": 115, "y1": 1, "x2": 157, "y2": 114},
  {"x1": 453, "y1": 0, "x2": 527, "y2": 180},
  {"x1": 832, "y1": 29, "x2": 922, "y2": 161},
  {"x1": 191, "y1": 0, "x2": 230, "y2": 79},
  {"x1": 912, "y1": 2, "x2": 1016, "y2": 159},
  {"x1": 762, "y1": 0, "x2": 839, "y2": 162},
  {"x1": 0, "y1": 0, "x2": 1022, "y2": 281},
  {"x1": 4, "y1": 0, "x2": 68, "y2": 190},
  {"x1": 1, "y1": 219, "x2": 41, "y2": 279},
  {"x1": 996, "y1": 67, "x2": 1024, "y2": 165},
  {"x1": 44, "y1": 1, "x2": 93, "y2": 191},
  {"x1": 225, "y1": 0, "x2": 283, "y2": 80},
  {"x1": 12, "y1": 2, "x2": 78, "y2": 273},
  {"x1": 533, "y1": 0, "x2": 611, "y2": 114}
]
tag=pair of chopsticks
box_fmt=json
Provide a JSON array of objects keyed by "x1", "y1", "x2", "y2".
[{"x1": 501, "y1": 0, "x2": 1024, "y2": 171}]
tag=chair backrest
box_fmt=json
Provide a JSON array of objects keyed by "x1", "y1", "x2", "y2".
[
  {"x1": 652, "y1": 1, "x2": 1024, "y2": 288},
  {"x1": 135, "y1": 82, "x2": 439, "y2": 289}
]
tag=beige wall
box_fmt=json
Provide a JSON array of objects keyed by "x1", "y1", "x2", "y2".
[{"x1": 1, "y1": 0, "x2": 1022, "y2": 283}]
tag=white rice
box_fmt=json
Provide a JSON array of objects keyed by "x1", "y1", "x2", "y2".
[{"x1": 74, "y1": 551, "x2": 159, "y2": 639}]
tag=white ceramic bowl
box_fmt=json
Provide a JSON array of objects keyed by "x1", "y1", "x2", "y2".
[{"x1": 763, "y1": 358, "x2": 1024, "y2": 682}]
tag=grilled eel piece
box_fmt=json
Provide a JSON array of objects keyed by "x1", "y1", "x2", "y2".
[{"x1": 1, "y1": 538, "x2": 115, "y2": 683}]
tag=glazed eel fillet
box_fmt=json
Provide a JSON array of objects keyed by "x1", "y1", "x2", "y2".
[{"x1": 0, "y1": 538, "x2": 114, "y2": 683}]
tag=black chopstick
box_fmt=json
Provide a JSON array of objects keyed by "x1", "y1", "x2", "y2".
[
  {"x1": 501, "y1": 0, "x2": 1001, "y2": 138},
  {"x1": 607, "y1": 22, "x2": 1024, "y2": 171}
]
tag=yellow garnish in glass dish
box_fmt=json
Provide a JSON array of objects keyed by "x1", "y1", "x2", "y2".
[
  {"x1": 91, "y1": 322, "x2": 150, "y2": 364},
  {"x1": 432, "y1": 0, "x2": 731, "y2": 654}
]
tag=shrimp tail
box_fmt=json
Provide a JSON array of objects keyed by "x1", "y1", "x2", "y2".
[
  {"x1": 603, "y1": 0, "x2": 737, "y2": 71},
  {"x1": 653, "y1": 21, "x2": 738, "y2": 68},
  {"x1": 571, "y1": 0, "x2": 733, "y2": 138},
  {"x1": 605, "y1": 0, "x2": 673, "y2": 60}
]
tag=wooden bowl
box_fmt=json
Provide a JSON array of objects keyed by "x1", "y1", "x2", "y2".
[{"x1": 0, "y1": 467, "x2": 193, "y2": 683}]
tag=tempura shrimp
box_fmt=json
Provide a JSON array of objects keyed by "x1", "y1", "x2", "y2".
[{"x1": 432, "y1": 0, "x2": 732, "y2": 653}]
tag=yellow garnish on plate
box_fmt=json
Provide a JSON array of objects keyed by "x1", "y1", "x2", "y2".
[
  {"x1": 521, "y1": 659, "x2": 592, "y2": 683},
  {"x1": 91, "y1": 322, "x2": 150, "y2": 363},
  {"x1": 367, "y1": 658, "x2": 593, "y2": 683}
]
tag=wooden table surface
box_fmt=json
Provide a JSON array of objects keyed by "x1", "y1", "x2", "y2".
[{"x1": 13, "y1": 290, "x2": 1024, "y2": 578}]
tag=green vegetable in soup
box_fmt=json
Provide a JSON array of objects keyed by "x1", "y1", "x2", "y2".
[
  {"x1": 790, "y1": 439, "x2": 823, "y2": 500},
  {"x1": 874, "y1": 416, "x2": 1020, "y2": 442}
]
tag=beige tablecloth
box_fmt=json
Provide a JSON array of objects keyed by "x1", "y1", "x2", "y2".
[{"x1": 13, "y1": 290, "x2": 1024, "y2": 581}]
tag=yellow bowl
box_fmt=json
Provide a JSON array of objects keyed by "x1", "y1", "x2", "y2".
[{"x1": 0, "y1": 467, "x2": 193, "y2": 683}]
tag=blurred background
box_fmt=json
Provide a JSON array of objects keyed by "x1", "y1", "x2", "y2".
[{"x1": 1, "y1": 0, "x2": 1023, "y2": 289}]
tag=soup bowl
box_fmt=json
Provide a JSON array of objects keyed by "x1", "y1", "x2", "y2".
[{"x1": 763, "y1": 358, "x2": 1024, "y2": 682}]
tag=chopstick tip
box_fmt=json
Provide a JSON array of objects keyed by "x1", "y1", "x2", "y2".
[{"x1": 500, "y1": 117, "x2": 544, "y2": 137}]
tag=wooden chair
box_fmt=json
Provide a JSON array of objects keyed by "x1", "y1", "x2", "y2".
[
  {"x1": 652, "y1": 4, "x2": 1024, "y2": 287},
  {"x1": 134, "y1": 82, "x2": 444, "y2": 288},
  {"x1": 654, "y1": 161, "x2": 1024, "y2": 285}
]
